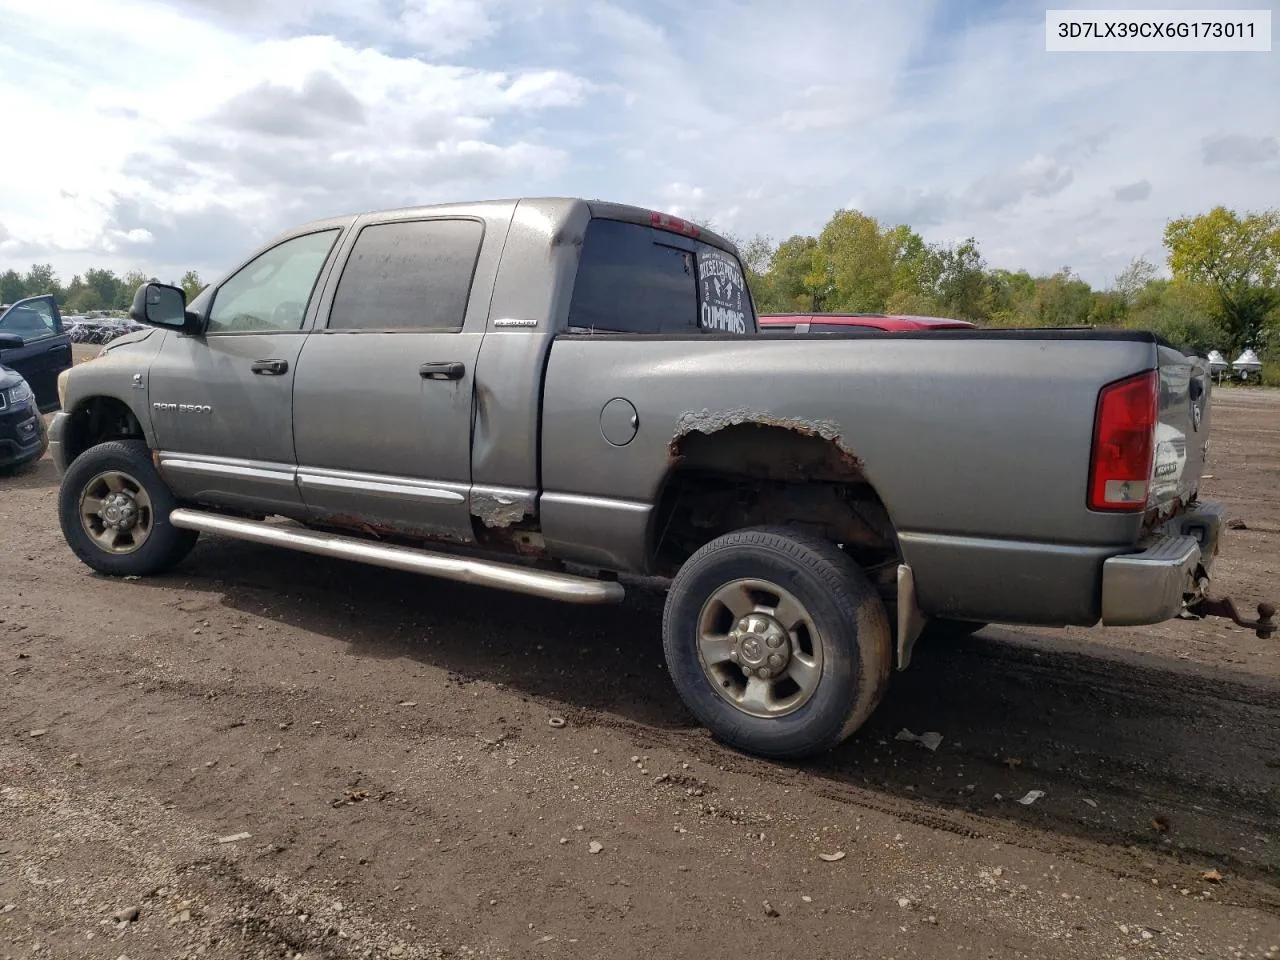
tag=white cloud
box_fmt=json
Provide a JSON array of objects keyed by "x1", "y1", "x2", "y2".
[
  {"x1": 401, "y1": 0, "x2": 499, "y2": 57},
  {"x1": 0, "y1": 0, "x2": 587, "y2": 278},
  {"x1": 0, "y1": 0, "x2": 1276, "y2": 288}
]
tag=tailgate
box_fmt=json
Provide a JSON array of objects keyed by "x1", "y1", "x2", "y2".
[{"x1": 1150, "y1": 343, "x2": 1211, "y2": 510}]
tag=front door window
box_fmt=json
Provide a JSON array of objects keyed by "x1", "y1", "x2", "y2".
[{"x1": 206, "y1": 229, "x2": 340, "y2": 334}]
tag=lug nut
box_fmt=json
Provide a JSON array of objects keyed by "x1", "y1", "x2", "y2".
[
  {"x1": 767, "y1": 653, "x2": 782, "y2": 667},
  {"x1": 766, "y1": 636, "x2": 782, "y2": 648}
]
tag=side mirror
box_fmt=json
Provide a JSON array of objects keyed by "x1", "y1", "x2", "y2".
[
  {"x1": 130, "y1": 282, "x2": 201, "y2": 334},
  {"x1": 0, "y1": 332, "x2": 23, "y2": 351}
]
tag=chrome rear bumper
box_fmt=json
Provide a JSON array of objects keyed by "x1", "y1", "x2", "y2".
[{"x1": 1100, "y1": 500, "x2": 1225, "y2": 627}]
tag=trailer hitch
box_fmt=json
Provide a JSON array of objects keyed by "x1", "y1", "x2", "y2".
[{"x1": 1183, "y1": 597, "x2": 1277, "y2": 639}]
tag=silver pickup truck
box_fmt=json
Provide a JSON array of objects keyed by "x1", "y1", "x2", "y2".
[{"x1": 48, "y1": 196, "x2": 1275, "y2": 760}]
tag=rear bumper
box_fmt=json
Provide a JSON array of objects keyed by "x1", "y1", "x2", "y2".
[{"x1": 1100, "y1": 500, "x2": 1224, "y2": 626}]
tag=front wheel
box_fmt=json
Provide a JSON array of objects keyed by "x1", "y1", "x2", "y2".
[
  {"x1": 662, "y1": 526, "x2": 892, "y2": 760},
  {"x1": 57, "y1": 439, "x2": 199, "y2": 577}
]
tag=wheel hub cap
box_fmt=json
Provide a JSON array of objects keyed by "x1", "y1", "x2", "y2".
[
  {"x1": 100, "y1": 492, "x2": 139, "y2": 532},
  {"x1": 731, "y1": 613, "x2": 791, "y2": 679},
  {"x1": 696, "y1": 578, "x2": 824, "y2": 719}
]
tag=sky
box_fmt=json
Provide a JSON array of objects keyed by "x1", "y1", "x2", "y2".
[{"x1": 0, "y1": 0, "x2": 1276, "y2": 289}]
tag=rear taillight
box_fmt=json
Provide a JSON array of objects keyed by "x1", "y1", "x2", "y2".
[
  {"x1": 1088, "y1": 370, "x2": 1158, "y2": 512},
  {"x1": 650, "y1": 211, "x2": 700, "y2": 238}
]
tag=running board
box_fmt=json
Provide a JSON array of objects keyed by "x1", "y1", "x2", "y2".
[{"x1": 168, "y1": 508, "x2": 626, "y2": 605}]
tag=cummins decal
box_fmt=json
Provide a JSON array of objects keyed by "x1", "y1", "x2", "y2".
[{"x1": 697, "y1": 248, "x2": 748, "y2": 334}]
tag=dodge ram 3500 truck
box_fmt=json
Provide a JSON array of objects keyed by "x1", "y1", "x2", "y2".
[{"x1": 48, "y1": 197, "x2": 1275, "y2": 760}]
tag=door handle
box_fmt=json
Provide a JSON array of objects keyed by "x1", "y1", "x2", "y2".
[
  {"x1": 419, "y1": 361, "x2": 466, "y2": 381},
  {"x1": 251, "y1": 359, "x2": 289, "y2": 375}
]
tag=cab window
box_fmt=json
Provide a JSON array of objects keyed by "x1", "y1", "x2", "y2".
[
  {"x1": 567, "y1": 219, "x2": 755, "y2": 335},
  {"x1": 206, "y1": 229, "x2": 340, "y2": 334}
]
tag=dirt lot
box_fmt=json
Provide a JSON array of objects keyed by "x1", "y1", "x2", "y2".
[{"x1": 2, "y1": 385, "x2": 1278, "y2": 960}]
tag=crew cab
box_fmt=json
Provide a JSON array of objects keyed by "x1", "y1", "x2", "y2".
[{"x1": 46, "y1": 197, "x2": 1274, "y2": 760}]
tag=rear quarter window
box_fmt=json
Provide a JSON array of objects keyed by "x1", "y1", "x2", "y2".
[
  {"x1": 328, "y1": 218, "x2": 484, "y2": 332},
  {"x1": 567, "y1": 218, "x2": 755, "y2": 335}
]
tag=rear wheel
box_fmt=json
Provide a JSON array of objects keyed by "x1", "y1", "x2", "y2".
[
  {"x1": 662, "y1": 526, "x2": 892, "y2": 760},
  {"x1": 58, "y1": 440, "x2": 198, "y2": 577}
]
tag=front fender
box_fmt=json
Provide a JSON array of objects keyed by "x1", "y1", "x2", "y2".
[{"x1": 59, "y1": 330, "x2": 168, "y2": 454}]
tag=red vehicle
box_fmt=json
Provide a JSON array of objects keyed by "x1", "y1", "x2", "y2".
[{"x1": 759, "y1": 313, "x2": 976, "y2": 333}]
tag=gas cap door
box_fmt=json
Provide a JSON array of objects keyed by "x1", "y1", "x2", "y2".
[{"x1": 600, "y1": 397, "x2": 639, "y2": 446}]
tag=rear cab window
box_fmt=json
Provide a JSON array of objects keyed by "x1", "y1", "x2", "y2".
[
  {"x1": 327, "y1": 218, "x2": 484, "y2": 332},
  {"x1": 567, "y1": 218, "x2": 756, "y2": 335}
]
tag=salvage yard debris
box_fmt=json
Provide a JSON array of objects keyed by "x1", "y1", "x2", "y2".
[{"x1": 894, "y1": 728, "x2": 943, "y2": 751}]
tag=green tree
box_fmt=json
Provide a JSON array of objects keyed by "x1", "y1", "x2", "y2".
[
  {"x1": 986, "y1": 269, "x2": 1038, "y2": 326},
  {"x1": 83, "y1": 268, "x2": 120, "y2": 312},
  {"x1": 885, "y1": 225, "x2": 939, "y2": 297},
  {"x1": 1113, "y1": 256, "x2": 1159, "y2": 307},
  {"x1": 884, "y1": 288, "x2": 941, "y2": 316},
  {"x1": 933, "y1": 238, "x2": 992, "y2": 321},
  {"x1": 1088, "y1": 291, "x2": 1127, "y2": 327},
  {"x1": 768, "y1": 236, "x2": 822, "y2": 312},
  {"x1": 1164, "y1": 206, "x2": 1280, "y2": 354},
  {"x1": 813, "y1": 209, "x2": 894, "y2": 312},
  {"x1": 118, "y1": 270, "x2": 149, "y2": 310},
  {"x1": 23, "y1": 263, "x2": 61, "y2": 301},
  {"x1": 179, "y1": 270, "x2": 205, "y2": 301},
  {"x1": 64, "y1": 274, "x2": 104, "y2": 313},
  {"x1": 1124, "y1": 279, "x2": 1225, "y2": 355},
  {"x1": 1031, "y1": 268, "x2": 1094, "y2": 327},
  {"x1": 0, "y1": 269, "x2": 24, "y2": 304},
  {"x1": 726, "y1": 233, "x2": 777, "y2": 312}
]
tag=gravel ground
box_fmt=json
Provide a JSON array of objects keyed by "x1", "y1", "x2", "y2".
[{"x1": 1, "y1": 382, "x2": 1277, "y2": 960}]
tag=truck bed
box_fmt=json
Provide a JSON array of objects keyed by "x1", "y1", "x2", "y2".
[{"x1": 535, "y1": 327, "x2": 1210, "y2": 626}]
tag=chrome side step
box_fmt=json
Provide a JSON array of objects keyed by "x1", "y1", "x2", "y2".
[{"x1": 168, "y1": 508, "x2": 626, "y2": 605}]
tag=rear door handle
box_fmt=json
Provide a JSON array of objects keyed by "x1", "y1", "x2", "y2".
[
  {"x1": 419, "y1": 361, "x2": 466, "y2": 381},
  {"x1": 251, "y1": 359, "x2": 289, "y2": 376}
]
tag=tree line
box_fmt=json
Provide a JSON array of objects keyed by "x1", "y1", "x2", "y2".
[
  {"x1": 727, "y1": 205, "x2": 1279, "y2": 364},
  {"x1": 0, "y1": 266, "x2": 204, "y2": 315}
]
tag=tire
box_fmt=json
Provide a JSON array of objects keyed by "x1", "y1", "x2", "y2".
[
  {"x1": 58, "y1": 439, "x2": 198, "y2": 577},
  {"x1": 662, "y1": 525, "x2": 892, "y2": 760}
]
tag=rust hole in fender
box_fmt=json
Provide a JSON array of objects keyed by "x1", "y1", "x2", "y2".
[
  {"x1": 668, "y1": 408, "x2": 865, "y2": 483},
  {"x1": 653, "y1": 411, "x2": 894, "y2": 577}
]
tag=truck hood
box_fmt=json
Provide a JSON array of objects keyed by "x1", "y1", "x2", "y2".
[{"x1": 97, "y1": 327, "x2": 157, "y2": 355}]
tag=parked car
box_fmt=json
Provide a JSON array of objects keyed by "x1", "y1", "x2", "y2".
[
  {"x1": 0, "y1": 294, "x2": 73, "y2": 412},
  {"x1": 759, "y1": 313, "x2": 976, "y2": 333},
  {"x1": 46, "y1": 197, "x2": 1273, "y2": 760},
  {"x1": 0, "y1": 365, "x2": 48, "y2": 470},
  {"x1": 65, "y1": 315, "x2": 148, "y2": 346}
]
